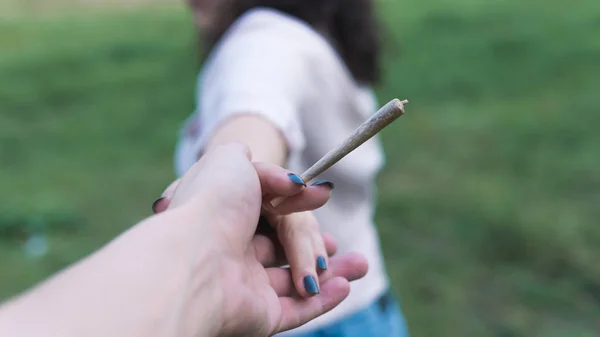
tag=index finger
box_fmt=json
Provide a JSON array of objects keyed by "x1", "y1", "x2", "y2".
[{"x1": 253, "y1": 162, "x2": 307, "y2": 197}]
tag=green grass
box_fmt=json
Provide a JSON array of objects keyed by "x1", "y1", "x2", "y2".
[{"x1": 1, "y1": 1, "x2": 599, "y2": 336}]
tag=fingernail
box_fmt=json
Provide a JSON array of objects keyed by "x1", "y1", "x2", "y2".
[
  {"x1": 317, "y1": 256, "x2": 327, "y2": 270},
  {"x1": 151, "y1": 197, "x2": 166, "y2": 214},
  {"x1": 311, "y1": 180, "x2": 335, "y2": 190},
  {"x1": 303, "y1": 275, "x2": 319, "y2": 295},
  {"x1": 288, "y1": 173, "x2": 306, "y2": 186}
]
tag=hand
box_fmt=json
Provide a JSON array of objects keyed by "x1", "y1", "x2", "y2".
[
  {"x1": 0, "y1": 143, "x2": 368, "y2": 337},
  {"x1": 151, "y1": 142, "x2": 369, "y2": 336},
  {"x1": 154, "y1": 157, "x2": 338, "y2": 299}
]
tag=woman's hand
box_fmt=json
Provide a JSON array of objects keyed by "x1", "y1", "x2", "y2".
[
  {"x1": 152, "y1": 143, "x2": 367, "y2": 336},
  {"x1": 154, "y1": 160, "x2": 337, "y2": 299}
]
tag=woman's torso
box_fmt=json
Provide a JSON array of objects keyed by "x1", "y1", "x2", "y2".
[{"x1": 174, "y1": 8, "x2": 390, "y2": 334}]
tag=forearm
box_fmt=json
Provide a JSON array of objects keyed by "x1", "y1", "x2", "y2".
[
  {"x1": 0, "y1": 209, "x2": 221, "y2": 337},
  {"x1": 204, "y1": 115, "x2": 288, "y2": 165}
]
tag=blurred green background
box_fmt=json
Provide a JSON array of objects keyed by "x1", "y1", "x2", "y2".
[{"x1": 1, "y1": 0, "x2": 599, "y2": 335}]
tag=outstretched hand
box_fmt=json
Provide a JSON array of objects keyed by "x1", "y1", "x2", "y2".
[
  {"x1": 156, "y1": 142, "x2": 368, "y2": 336},
  {"x1": 0, "y1": 143, "x2": 368, "y2": 337}
]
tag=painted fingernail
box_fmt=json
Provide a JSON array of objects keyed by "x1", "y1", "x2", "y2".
[
  {"x1": 151, "y1": 197, "x2": 166, "y2": 214},
  {"x1": 317, "y1": 256, "x2": 327, "y2": 270},
  {"x1": 311, "y1": 180, "x2": 335, "y2": 190},
  {"x1": 303, "y1": 275, "x2": 319, "y2": 295},
  {"x1": 288, "y1": 173, "x2": 306, "y2": 186}
]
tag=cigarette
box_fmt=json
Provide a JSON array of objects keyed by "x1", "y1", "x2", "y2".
[{"x1": 270, "y1": 98, "x2": 408, "y2": 208}]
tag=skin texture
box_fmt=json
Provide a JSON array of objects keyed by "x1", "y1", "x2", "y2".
[
  {"x1": 156, "y1": 110, "x2": 334, "y2": 298},
  {"x1": 0, "y1": 143, "x2": 368, "y2": 337}
]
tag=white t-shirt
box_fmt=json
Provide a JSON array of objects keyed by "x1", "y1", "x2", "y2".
[{"x1": 175, "y1": 7, "x2": 390, "y2": 334}]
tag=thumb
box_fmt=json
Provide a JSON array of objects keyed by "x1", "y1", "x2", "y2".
[
  {"x1": 152, "y1": 141, "x2": 252, "y2": 213},
  {"x1": 168, "y1": 142, "x2": 262, "y2": 236}
]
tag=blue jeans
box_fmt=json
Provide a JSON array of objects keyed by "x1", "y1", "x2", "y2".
[{"x1": 285, "y1": 290, "x2": 409, "y2": 337}]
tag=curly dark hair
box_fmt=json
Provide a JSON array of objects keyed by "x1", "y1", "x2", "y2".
[{"x1": 199, "y1": 0, "x2": 381, "y2": 85}]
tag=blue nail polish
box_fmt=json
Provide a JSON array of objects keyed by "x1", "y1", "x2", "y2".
[
  {"x1": 288, "y1": 173, "x2": 306, "y2": 186},
  {"x1": 311, "y1": 180, "x2": 335, "y2": 190},
  {"x1": 303, "y1": 275, "x2": 319, "y2": 295},
  {"x1": 317, "y1": 256, "x2": 327, "y2": 270},
  {"x1": 151, "y1": 197, "x2": 166, "y2": 214}
]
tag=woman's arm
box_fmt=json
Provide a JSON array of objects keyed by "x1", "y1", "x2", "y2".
[
  {"x1": 201, "y1": 116, "x2": 334, "y2": 298},
  {"x1": 192, "y1": 19, "x2": 335, "y2": 298},
  {"x1": 204, "y1": 115, "x2": 288, "y2": 165}
]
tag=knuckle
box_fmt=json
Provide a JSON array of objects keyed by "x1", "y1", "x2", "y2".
[{"x1": 277, "y1": 213, "x2": 320, "y2": 239}]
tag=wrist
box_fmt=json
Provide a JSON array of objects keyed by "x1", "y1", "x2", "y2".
[{"x1": 144, "y1": 209, "x2": 226, "y2": 337}]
